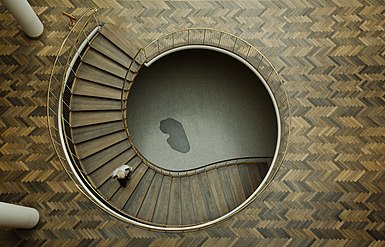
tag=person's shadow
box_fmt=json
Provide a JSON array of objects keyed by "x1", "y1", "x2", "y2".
[{"x1": 160, "y1": 118, "x2": 190, "y2": 153}]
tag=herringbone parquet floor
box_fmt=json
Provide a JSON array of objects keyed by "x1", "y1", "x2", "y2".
[{"x1": 1, "y1": 0, "x2": 385, "y2": 246}]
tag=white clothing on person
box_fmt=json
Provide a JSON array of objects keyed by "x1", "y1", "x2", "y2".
[{"x1": 111, "y1": 164, "x2": 133, "y2": 178}]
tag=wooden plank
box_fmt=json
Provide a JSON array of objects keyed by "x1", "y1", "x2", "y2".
[
  {"x1": 70, "y1": 95, "x2": 121, "y2": 111},
  {"x1": 80, "y1": 140, "x2": 130, "y2": 174},
  {"x1": 72, "y1": 120, "x2": 123, "y2": 144},
  {"x1": 123, "y1": 168, "x2": 155, "y2": 216},
  {"x1": 167, "y1": 177, "x2": 182, "y2": 225},
  {"x1": 99, "y1": 24, "x2": 139, "y2": 59},
  {"x1": 227, "y1": 165, "x2": 246, "y2": 205},
  {"x1": 70, "y1": 110, "x2": 121, "y2": 127},
  {"x1": 217, "y1": 166, "x2": 237, "y2": 211},
  {"x1": 248, "y1": 163, "x2": 269, "y2": 190},
  {"x1": 88, "y1": 148, "x2": 136, "y2": 188},
  {"x1": 109, "y1": 162, "x2": 148, "y2": 210},
  {"x1": 180, "y1": 176, "x2": 195, "y2": 225},
  {"x1": 238, "y1": 164, "x2": 254, "y2": 198},
  {"x1": 198, "y1": 172, "x2": 219, "y2": 220},
  {"x1": 72, "y1": 78, "x2": 122, "y2": 100},
  {"x1": 152, "y1": 176, "x2": 172, "y2": 224},
  {"x1": 207, "y1": 169, "x2": 229, "y2": 215},
  {"x1": 75, "y1": 130, "x2": 127, "y2": 159},
  {"x1": 137, "y1": 173, "x2": 163, "y2": 221},
  {"x1": 98, "y1": 177, "x2": 120, "y2": 200},
  {"x1": 77, "y1": 63, "x2": 124, "y2": 89},
  {"x1": 190, "y1": 175, "x2": 208, "y2": 223},
  {"x1": 90, "y1": 34, "x2": 133, "y2": 68},
  {"x1": 82, "y1": 48, "x2": 127, "y2": 78}
]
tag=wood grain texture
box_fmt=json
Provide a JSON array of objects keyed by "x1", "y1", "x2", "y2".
[{"x1": 1, "y1": 0, "x2": 385, "y2": 245}]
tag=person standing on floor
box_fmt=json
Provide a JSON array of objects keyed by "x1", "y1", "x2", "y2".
[{"x1": 111, "y1": 164, "x2": 133, "y2": 187}]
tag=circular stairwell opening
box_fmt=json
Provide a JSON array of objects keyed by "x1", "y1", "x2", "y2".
[
  {"x1": 127, "y1": 49, "x2": 278, "y2": 170},
  {"x1": 122, "y1": 48, "x2": 285, "y2": 229}
]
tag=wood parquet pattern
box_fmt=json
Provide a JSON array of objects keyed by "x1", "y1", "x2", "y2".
[{"x1": 0, "y1": 0, "x2": 384, "y2": 246}]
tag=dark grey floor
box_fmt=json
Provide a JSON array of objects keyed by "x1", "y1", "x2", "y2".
[{"x1": 126, "y1": 49, "x2": 277, "y2": 170}]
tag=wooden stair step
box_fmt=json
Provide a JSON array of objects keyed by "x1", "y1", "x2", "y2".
[
  {"x1": 71, "y1": 95, "x2": 121, "y2": 111},
  {"x1": 180, "y1": 176, "x2": 195, "y2": 225},
  {"x1": 248, "y1": 162, "x2": 269, "y2": 190},
  {"x1": 98, "y1": 156, "x2": 147, "y2": 202},
  {"x1": 238, "y1": 164, "x2": 255, "y2": 198},
  {"x1": 75, "y1": 130, "x2": 127, "y2": 159},
  {"x1": 100, "y1": 24, "x2": 144, "y2": 64},
  {"x1": 199, "y1": 173, "x2": 220, "y2": 220},
  {"x1": 88, "y1": 148, "x2": 137, "y2": 188},
  {"x1": 123, "y1": 168, "x2": 156, "y2": 216},
  {"x1": 72, "y1": 78, "x2": 122, "y2": 100},
  {"x1": 90, "y1": 34, "x2": 134, "y2": 69},
  {"x1": 72, "y1": 121, "x2": 123, "y2": 144},
  {"x1": 152, "y1": 176, "x2": 172, "y2": 224},
  {"x1": 109, "y1": 162, "x2": 147, "y2": 210},
  {"x1": 167, "y1": 177, "x2": 182, "y2": 225},
  {"x1": 71, "y1": 110, "x2": 121, "y2": 127},
  {"x1": 207, "y1": 169, "x2": 229, "y2": 215},
  {"x1": 137, "y1": 173, "x2": 163, "y2": 221},
  {"x1": 77, "y1": 63, "x2": 124, "y2": 89},
  {"x1": 190, "y1": 175, "x2": 208, "y2": 223},
  {"x1": 82, "y1": 48, "x2": 127, "y2": 78},
  {"x1": 217, "y1": 166, "x2": 238, "y2": 211},
  {"x1": 81, "y1": 140, "x2": 130, "y2": 174},
  {"x1": 98, "y1": 176, "x2": 121, "y2": 200},
  {"x1": 227, "y1": 165, "x2": 247, "y2": 205}
]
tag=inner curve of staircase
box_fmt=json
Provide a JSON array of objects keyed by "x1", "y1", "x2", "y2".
[{"x1": 66, "y1": 23, "x2": 277, "y2": 230}]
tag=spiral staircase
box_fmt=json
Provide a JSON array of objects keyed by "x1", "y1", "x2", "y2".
[{"x1": 48, "y1": 9, "x2": 290, "y2": 231}]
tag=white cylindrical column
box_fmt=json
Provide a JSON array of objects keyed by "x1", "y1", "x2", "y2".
[
  {"x1": 0, "y1": 202, "x2": 39, "y2": 229},
  {"x1": 3, "y1": 0, "x2": 44, "y2": 38}
]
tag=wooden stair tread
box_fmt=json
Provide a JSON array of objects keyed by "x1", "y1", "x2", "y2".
[
  {"x1": 123, "y1": 168, "x2": 156, "y2": 216},
  {"x1": 207, "y1": 169, "x2": 229, "y2": 215},
  {"x1": 248, "y1": 162, "x2": 269, "y2": 190},
  {"x1": 217, "y1": 166, "x2": 238, "y2": 211},
  {"x1": 110, "y1": 162, "x2": 147, "y2": 210},
  {"x1": 90, "y1": 34, "x2": 133, "y2": 69},
  {"x1": 137, "y1": 173, "x2": 163, "y2": 221},
  {"x1": 77, "y1": 63, "x2": 123, "y2": 89},
  {"x1": 190, "y1": 175, "x2": 208, "y2": 223},
  {"x1": 227, "y1": 165, "x2": 247, "y2": 205},
  {"x1": 167, "y1": 177, "x2": 182, "y2": 225},
  {"x1": 75, "y1": 130, "x2": 127, "y2": 159},
  {"x1": 199, "y1": 173, "x2": 220, "y2": 220},
  {"x1": 72, "y1": 78, "x2": 121, "y2": 100},
  {"x1": 81, "y1": 140, "x2": 130, "y2": 174},
  {"x1": 72, "y1": 121, "x2": 123, "y2": 144},
  {"x1": 238, "y1": 164, "x2": 254, "y2": 198},
  {"x1": 71, "y1": 110, "x2": 121, "y2": 127},
  {"x1": 98, "y1": 177, "x2": 120, "y2": 200},
  {"x1": 152, "y1": 176, "x2": 172, "y2": 224},
  {"x1": 100, "y1": 24, "x2": 143, "y2": 64},
  {"x1": 88, "y1": 148, "x2": 136, "y2": 188},
  {"x1": 71, "y1": 95, "x2": 121, "y2": 111},
  {"x1": 180, "y1": 176, "x2": 195, "y2": 225},
  {"x1": 82, "y1": 48, "x2": 127, "y2": 78}
]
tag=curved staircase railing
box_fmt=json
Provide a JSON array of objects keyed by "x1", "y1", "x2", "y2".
[
  {"x1": 47, "y1": 14, "x2": 291, "y2": 230},
  {"x1": 46, "y1": 8, "x2": 103, "y2": 205},
  {"x1": 121, "y1": 28, "x2": 291, "y2": 180}
]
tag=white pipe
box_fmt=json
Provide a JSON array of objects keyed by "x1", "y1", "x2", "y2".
[
  {"x1": 0, "y1": 202, "x2": 39, "y2": 229},
  {"x1": 3, "y1": 0, "x2": 44, "y2": 38}
]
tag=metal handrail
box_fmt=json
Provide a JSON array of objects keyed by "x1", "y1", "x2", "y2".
[
  {"x1": 121, "y1": 28, "x2": 291, "y2": 179},
  {"x1": 46, "y1": 8, "x2": 104, "y2": 209}
]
